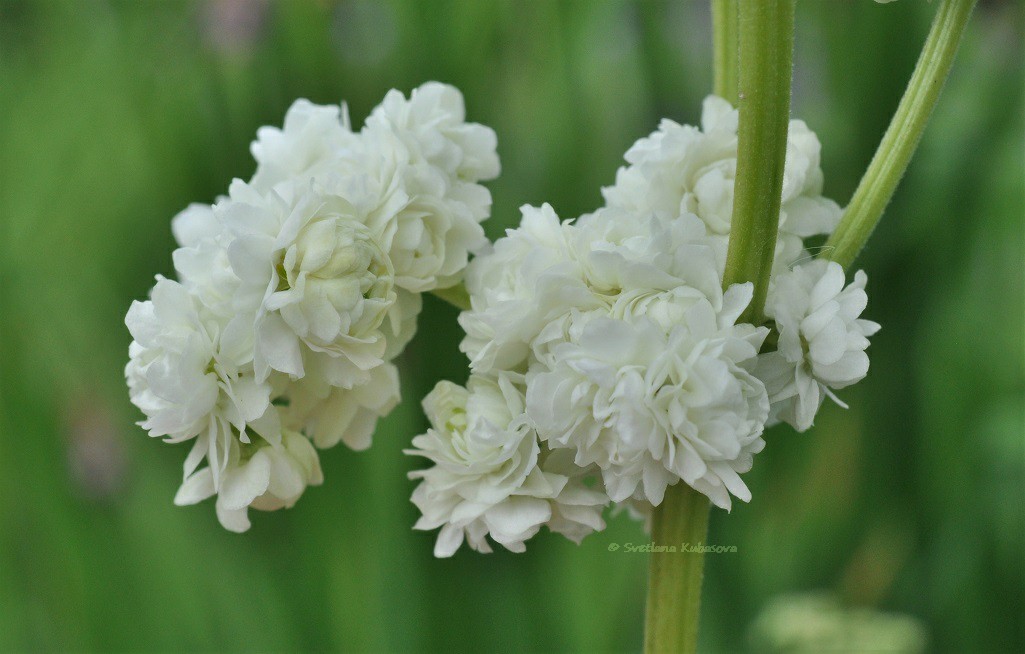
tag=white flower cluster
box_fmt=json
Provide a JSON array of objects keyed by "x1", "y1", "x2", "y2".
[
  {"x1": 126, "y1": 82, "x2": 499, "y2": 531},
  {"x1": 408, "y1": 96, "x2": 879, "y2": 556}
]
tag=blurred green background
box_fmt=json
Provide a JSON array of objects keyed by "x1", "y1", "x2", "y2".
[{"x1": 0, "y1": 0, "x2": 1022, "y2": 652}]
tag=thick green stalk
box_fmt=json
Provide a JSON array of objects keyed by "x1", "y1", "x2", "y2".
[
  {"x1": 430, "y1": 284, "x2": 471, "y2": 311},
  {"x1": 643, "y1": 2, "x2": 795, "y2": 651},
  {"x1": 643, "y1": 484, "x2": 711, "y2": 654},
  {"x1": 824, "y1": 0, "x2": 976, "y2": 269},
  {"x1": 712, "y1": 0, "x2": 739, "y2": 104},
  {"x1": 644, "y1": 4, "x2": 794, "y2": 654},
  {"x1": 721, "y1": 0, "x2": 796, "y2": 323}
]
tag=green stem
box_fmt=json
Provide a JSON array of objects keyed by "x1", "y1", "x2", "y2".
[
  {"x1": 429, "y1": 284, "x2": 471, "y2": 311},
  {"x1": 823, "y1": 0, "x2": 976, "y2": 270},
  {"x1": 712, "y1": 0, "x2": 739, "y2": 104},
  {"x1": 722, "y1": 0, "x2": 796, "y2": 322},
  {"x1": 643, "y1": 484, "x2": 711, "y2": 654},
  {"x1": 644, "y1": 4, "x2": 794, "y2": 653}
]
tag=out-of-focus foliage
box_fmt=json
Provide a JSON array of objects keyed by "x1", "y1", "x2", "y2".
[
  {"x1": 0, "y1": 1, "x2": 1021, "y2": 651},
  {"x1": 749, "y1": 592, "x2": 928, "y2": 654}
]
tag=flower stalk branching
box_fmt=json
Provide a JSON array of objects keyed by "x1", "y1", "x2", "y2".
[{"x1": 824, "y1": 0, "x2": 977, "y2": 270}]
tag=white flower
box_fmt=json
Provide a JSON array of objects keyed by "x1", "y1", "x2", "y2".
[
  {"x1": 407, "y1": 374, "x2": 606, "y2": 557},
  {"x1": 125, "y1": 276, "x2": 275, "y2": 448},
  {"x1": 458, "y1": 201, "x2": 769, "y2": 510},
  {"x1": 249, "y1": 99, "x2": 359, "y2": 192},
  {"x1": 568, "y1": 206, "x2": 722, "y2": 313},
  {"x1": 365, "y1": 159, "x2": 489, "y2": 293},
  {"x1": 169, "y1": 203, "x2": 240, "y2": 319},
  {"x1": 130, "y1": 83, "x2": 506, "y2": 533},
  {"x1": 222, "y1": 179, "x2": 414, "y2": 386},
  {"x1": 171, "y1": 202, "x2": 223, "y2": 249},
  {"x1": 366, "y1": 82, "x2": 500, "y2": 184},
  {"x1": 461, "y1": 203, "x2": 723, "y2": 374},
  {"x1": 174, "y1": 428, "x2": 323, "y2": 533},
  {"x1": 242, "y1": 84, "x2": 501, "y2": 295},
  {"x1": 281, "y1": 363, "x2": 401, "y2": 451},
  {"x1": 125, "y1": 276, "x2": 295, "y2": 529},
  {"x1": 602, "y1": 95, "x2": 841, "y2": 272},
  {"x1": 537, "y1": 448, "x2": 608, "y2": 544},
  {"x1": 526, "y1": 286, "x2": 769, "y2": 511},
  {"x1": 360, "y1": 82, "x2": 500, "y2": 293},
  {"x1": 459, "y1": 203, "x2": 580, "y2": 372},
  {"x1": 756, "y1": 260, "x2": 881, "y2": 431}
]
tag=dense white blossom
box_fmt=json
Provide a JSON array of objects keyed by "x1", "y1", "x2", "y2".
[
  {"x1": 365, "y1": 81, "x2": 500, "y2": 184},
  {"x1": 406, "y1": 374, "x2": 607, "y2": 557},
  {"x1": 459, "y1": 202, "x2": 732, "y2": 376},
  {"x1": 538, "y1": 448, "x2": 609, "y2": 544},
  {"x1": 455, "y1": 203, "x2": 770, "y2": 513},
  {"x1": 128, "y1": 82, "x2": 499, "y2": 531},
  {"x1": 222, "y1": 178, "x2": 411, "y2": 386},
  {"x1": 602, "y1": 96, "x2": 841, "y2": 273},
  {"x1": 281, "y1": 363, "x2": 401, "y2": 451},
  {"x1": 458, "y1": 203, "x2": 579, "y2": 373},
  {"x1": 420, "y1": 94, "x2": 869, "y2": 553},
  {"x1": 130, "y1": 83, "x2": 879, "y2": 544},
  {"x1": 245, "y1": 82, "x2": 500, "y2": 295},
  {"x1": 125, "y1": 276, "x2": 274, "y2": 449},
  {"x1": 125, "y1": 277, "x2": 329, "y2": 532},
  {"x1": 171, "y1": 202, "x2": 222, "y2": 249},
  {"x1": 170, "y1": 203, "x2": 240, "y2": 318},
  {"x1": 526, "y1": 290, "x2": 769, "y2": 510},
  {"x1": 249, "y1": 99, "x2": 359, "y2": 192},
  {"x1": 174, "y1": 428, "x2": 323, "y2": 532},
  {"x1": 360, "y1": 82, "x2": 500, "y2": 293},
  {"x1": 755, "y1": 260, "x2": 880, "y2": 431}
]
